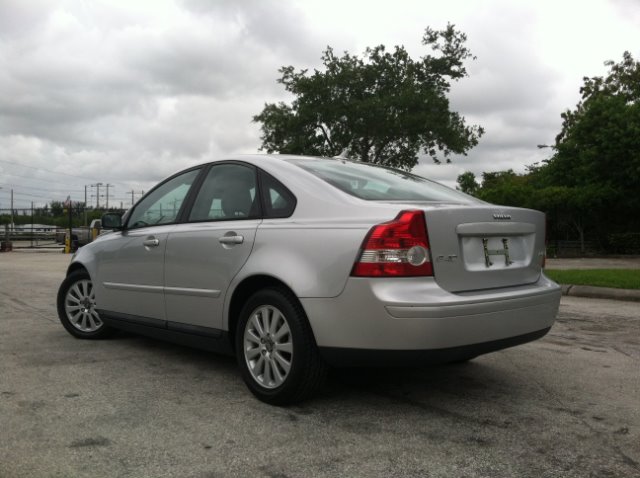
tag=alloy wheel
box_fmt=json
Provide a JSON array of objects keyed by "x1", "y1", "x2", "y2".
[
  {"x1": 243, "y1": 305, "x2": 293, "y2": 389},
  {"x1": 64, "y1": 279, "x2": 102, "y2": 332}
]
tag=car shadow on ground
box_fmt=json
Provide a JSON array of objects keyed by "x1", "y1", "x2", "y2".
[
  {"x1": 324, "y1": 361, "x2": 510, "y2": 403},
  {"x1": 112, "y1": 330, "x2": 522, "y2": 409}
]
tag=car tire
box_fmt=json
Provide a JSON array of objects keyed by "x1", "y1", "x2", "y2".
[
  {"x1": 236, "y1": 287, "x2": 327, "y2": 405},
  {"x1": 448, "y1": 355, "x2": 477, "y2": 364},
  {"x1": 57, "y1": 269, "x2": 113, "y2": 339}
]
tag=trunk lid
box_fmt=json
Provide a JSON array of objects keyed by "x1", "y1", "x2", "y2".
[{"x1": 423, "y1": 205, "x2": 545, "y2": 293}]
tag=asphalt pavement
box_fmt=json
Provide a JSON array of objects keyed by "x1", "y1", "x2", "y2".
[{"x1": 1, "y1": 252, "x2": 639, "y2": 477}]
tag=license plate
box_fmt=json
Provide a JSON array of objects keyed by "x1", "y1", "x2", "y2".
[{"x1": 482, "y1": 237, "x2": 513, "y2": 268}]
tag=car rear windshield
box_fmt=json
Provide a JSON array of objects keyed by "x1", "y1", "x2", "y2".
[{"x1": 291, "y1": 158, "x2": 478, "y2": 203}]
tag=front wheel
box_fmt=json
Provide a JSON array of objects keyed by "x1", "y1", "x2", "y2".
[
  {"x1": 236, "y1": 288, "x2": 327, "y2": 405},
  {"x1": 57, "y1": 270, "x2": 113, "y2": 339}
]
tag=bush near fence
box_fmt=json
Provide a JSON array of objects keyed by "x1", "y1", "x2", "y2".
[{"x1": 607, "y1": 233, "x2": 640, "y2": 255}]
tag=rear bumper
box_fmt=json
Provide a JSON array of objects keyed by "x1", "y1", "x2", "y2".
[
  {"x1": 300, "y1": 273, "x2": 561, "y2": 363},
  {"x1": 319, "y1": 327, "x2": 551, "y2": 367}
]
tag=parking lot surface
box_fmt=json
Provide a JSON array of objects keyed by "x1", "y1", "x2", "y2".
[{"x1": 1, "y1": 252, "x2": 639, "y2": 478}]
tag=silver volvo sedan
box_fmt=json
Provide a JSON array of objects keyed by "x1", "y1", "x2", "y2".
[{"x1": 57, "y1": 155, "x2": 561, "y2": 405}]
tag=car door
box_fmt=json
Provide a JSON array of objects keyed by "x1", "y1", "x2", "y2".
[
  {"x1": 164, "y1": 163, "x2": 261, "y2": 332},
  {"x1": 95, "y1": 168, "x2": 202, "y2": 322}
]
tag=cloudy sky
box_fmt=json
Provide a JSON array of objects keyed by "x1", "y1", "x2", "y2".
[{"x1": 1, "y1": 0, "x2": 638, "y2": 209}]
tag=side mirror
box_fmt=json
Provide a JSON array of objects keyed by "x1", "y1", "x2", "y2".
[{"x1": 101, "y1": 213, "x2": 123, "y2": 230}]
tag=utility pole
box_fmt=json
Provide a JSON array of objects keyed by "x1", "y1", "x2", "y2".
[
  {"x1": 84, "y1": 185, "x2": 88, "y2": 226},
  {"x1": 129, "y1": 189, "x2": 144, "y2": 206},
  {"x1": 91, "y1": 183, "x2": 103, "y2": 209},
  {"x1": 30, "y1": 202, "x2": 34, "y2": 248},
  {"x1": 105, "y1": 184, "x2": 114, "y2": 209},
  {"x1": 10, "y1": 188, "x2": 13, "y2": 232}
]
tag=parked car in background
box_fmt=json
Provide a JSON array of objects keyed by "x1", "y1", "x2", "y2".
[
  {"x1": 57, "y1": 155, "x2": 561, "y2": 405},
  {"x1": 54, "y1": 228, "x2": 67, "y2": 244},
  {"x1": 56, "y1": 219, "x2": 107, "y2": 248}
]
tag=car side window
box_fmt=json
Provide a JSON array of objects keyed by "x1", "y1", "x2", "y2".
[
  {"x1": 189, "y1": 163, "x2": 258, "y2": 222},
  {"x1": 127, "y1": 169, "x2": 200, "y2": 229},
  {"x1": 260, "y1": 171, "x2": 296, "y2": 218}
]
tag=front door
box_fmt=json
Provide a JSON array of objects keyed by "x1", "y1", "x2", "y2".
[{"x1": 94, "y1": 168, "x2": 201, "y2": 321}]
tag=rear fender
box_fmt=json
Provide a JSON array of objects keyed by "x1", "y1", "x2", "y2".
[{"x1": 222, "y1": 223, "x2": 369, "y2": 331}]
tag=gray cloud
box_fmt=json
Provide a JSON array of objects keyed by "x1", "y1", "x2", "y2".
[
  {"x1": 0, "y1": 0, "x2": 327, "y2": 207},
  {"x1": 430, "y1": 4, "x2": 568, "y2": 185},
  {"x1": 0, "y1": 0, "x2": 637, "y2": 209}
]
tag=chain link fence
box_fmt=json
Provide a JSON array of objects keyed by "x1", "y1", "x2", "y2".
[{"x1": 0, "y1": 207, "x2": 124, "y2": 250}]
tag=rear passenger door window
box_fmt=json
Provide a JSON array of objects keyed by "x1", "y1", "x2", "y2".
[
  {"x1": 260, "y1": 171, "x2": 296, "y2": 218},
  {"x1": 189, "y1": 163, "x2": 259, "y2": 222}
]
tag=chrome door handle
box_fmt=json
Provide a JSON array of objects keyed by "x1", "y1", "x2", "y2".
[
  {"x1": 219, "y1": 235, "x2": 244, "y2": 245},
  {"x1": 143, "y1": 238, "x2": 160, "y2": 247}
]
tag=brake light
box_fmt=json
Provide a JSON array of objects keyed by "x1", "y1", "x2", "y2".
[{"x1": 351, "y1": 210, "x2": 433, "y2": 277}]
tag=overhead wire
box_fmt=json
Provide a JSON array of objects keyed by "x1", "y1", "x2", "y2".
[
  {"x1": 0, "y1": 182, "x2": 85, "y2": 194},
  {"x1": 0, "y1": 158, "x2": 134, "y2": 191},
  {"x1": 0, "y1": 158, "x2": 102, "y2": 181}
]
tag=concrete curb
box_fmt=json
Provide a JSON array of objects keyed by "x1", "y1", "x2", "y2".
[{"x1": 561, "y1": 284, "x2": 640, "y2": 302}]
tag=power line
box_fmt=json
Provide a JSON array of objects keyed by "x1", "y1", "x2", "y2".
[
  {"x1": 1, "y1": 185, "x2": 138, "y2": 207},
  {"x1": 0, "y1": 188, "x2": 84, "y2": 199},
  {"x1": 0, "y1": 158, "x2": 100, "y2": 181},
  {"x1": 0, "y1": 159, "x2": 133, "y2": 190},
  {"x1": 0, "y1": 173, "x2": 87, "y2": 190},
  {"x1": 0, "y1": 182, "x2": 85, "y2": 194},
  {"x1": 2, "y1": 191, "x2": 62, "y2": 200}
]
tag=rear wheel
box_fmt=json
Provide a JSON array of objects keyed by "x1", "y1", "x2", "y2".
[
  {"x1": 236, "y1": 287, "x2": 327, "y2": 405},
  {"x1": 448, "y1": 355, "x2": 477, "y2": 364},
  {"x1": 57, "y1": 270, "x2": 113, "y2": 339}
]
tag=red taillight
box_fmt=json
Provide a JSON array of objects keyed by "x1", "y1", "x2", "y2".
[{"x1": 351, "y1": 210, "x2": 433, "y2": 277}]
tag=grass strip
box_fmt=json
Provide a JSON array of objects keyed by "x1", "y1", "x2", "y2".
[{"x1": 544, "y1": 269, "x2": 640, "y2": 290}]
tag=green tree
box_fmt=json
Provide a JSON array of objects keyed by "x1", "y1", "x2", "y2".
[
  {"x1": 548, "y1": 51, "x2": 640, "y2": 243},
  {"x1": 50, "y1": 201, "x2": 64, "y2": 217},
  {"x1": 254, "y1": 24, "x2": 484, "y2": 170},
  {"x1": 456, "y1": 171, "x2": 479, "y2": 195},
  {"x1": 476, "y1": 170, "x2": 537, "y2": 208}
]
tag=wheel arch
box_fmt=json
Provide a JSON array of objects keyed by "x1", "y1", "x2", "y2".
[
  {"x1": 226, "y1": 274, "x2": 308, "y2": 353},
  {"x1": 66, "y1": 261, "x2": 88, "y2": 276}
]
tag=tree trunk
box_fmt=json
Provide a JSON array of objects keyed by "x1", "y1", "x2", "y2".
[
  {"x1": 572, "y1": 220, "x2": 585, "y2": 255},
  {"x1": 317, "y1": 124, "x2": 334, "y2": 152},
  {"x1": 360, "y1": 137, "x2": 371, "y2": 163}
]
